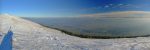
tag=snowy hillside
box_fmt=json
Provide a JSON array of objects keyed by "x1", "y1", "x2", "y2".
[{"x1": 0, "y1": 14, "x2": 150, "y2": 50}]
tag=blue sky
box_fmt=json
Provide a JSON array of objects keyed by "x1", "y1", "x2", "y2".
[{"x1": 1, "y1": 0, "x2": 150, "y2": 17}]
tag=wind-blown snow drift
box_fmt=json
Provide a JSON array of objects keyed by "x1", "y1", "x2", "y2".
[{"x1": 0, "y1": 14, "x2": 150, "y2": 50}]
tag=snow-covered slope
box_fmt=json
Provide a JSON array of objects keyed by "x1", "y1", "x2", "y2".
[{"x1": 0, "y1": 14, "x2": 150, "y2": 50}]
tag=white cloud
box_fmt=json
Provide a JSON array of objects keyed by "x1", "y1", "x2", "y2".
[{"x1": 104, "y1": 5, "x2": 109, "y2": 8}]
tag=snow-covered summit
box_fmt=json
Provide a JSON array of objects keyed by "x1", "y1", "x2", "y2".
[
  {"x1": 0, "y1": 14, "x2": 65, "y2": 50},
  {"x1": 0, "y1": 14, "x2": 150, "y2": 50}
]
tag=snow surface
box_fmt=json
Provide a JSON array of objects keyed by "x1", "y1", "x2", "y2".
[{"x1": 0, "y1": 14, "x2": 150, "y2": 50}]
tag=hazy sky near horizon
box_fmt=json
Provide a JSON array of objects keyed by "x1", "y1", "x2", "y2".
[{"x1": 1, "y1": 0, "x2": 150, "y2": 17}]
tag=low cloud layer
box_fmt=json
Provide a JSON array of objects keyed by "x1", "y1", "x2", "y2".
[{"x1": 80, "y1": 11, "x2": 150, "y2": 18}]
